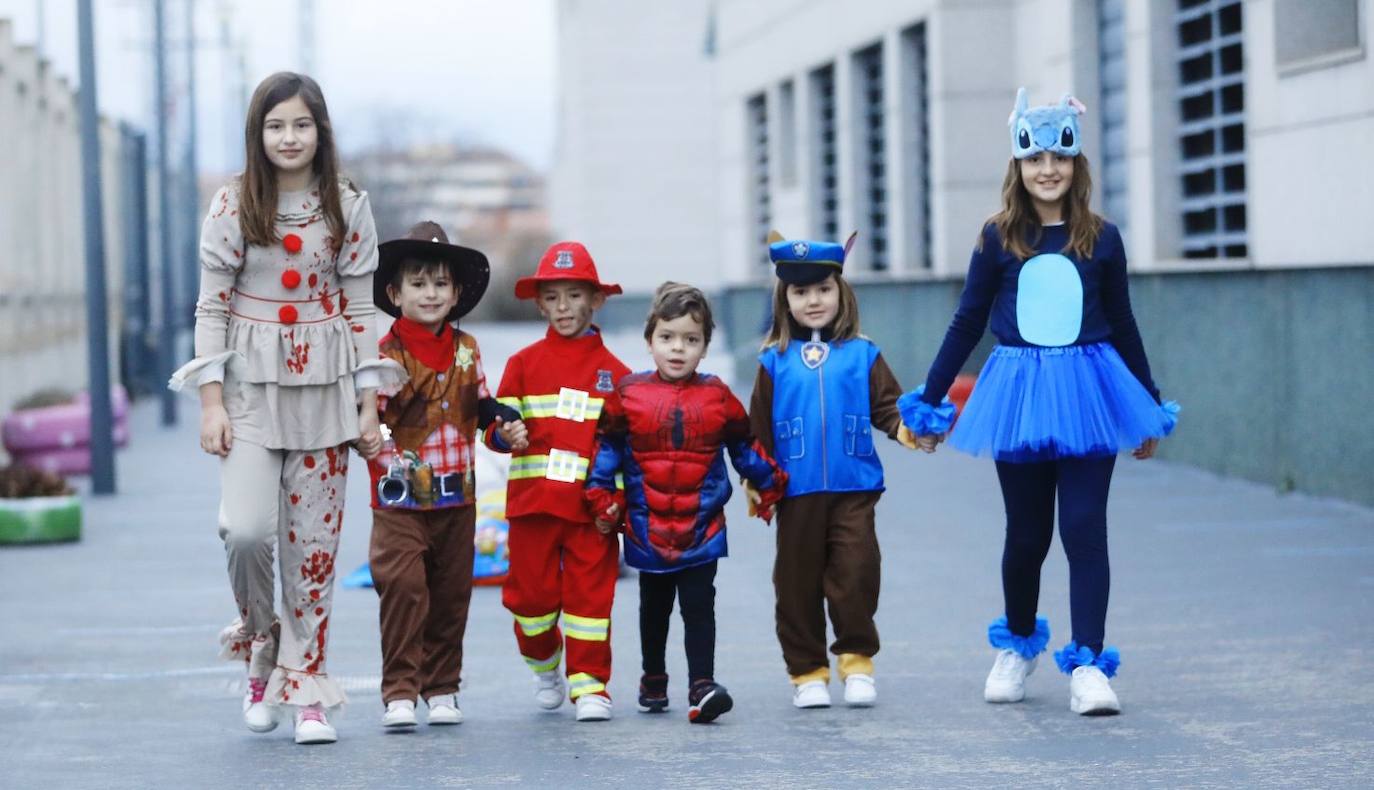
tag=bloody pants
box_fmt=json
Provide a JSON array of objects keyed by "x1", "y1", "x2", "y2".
[{"x1": 502, "y1": 514, "x2": 619, "y2": 699}]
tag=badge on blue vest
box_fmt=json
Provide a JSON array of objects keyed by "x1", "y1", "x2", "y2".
[
  {"x1": 595, "y1": 369, "x2": 614, "y2": 392},
  {"x1": 800, "y1": 340, "x2": 829, "y2": 369}
]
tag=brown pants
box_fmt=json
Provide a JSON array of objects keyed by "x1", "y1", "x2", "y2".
[
  {"x1": 370, "y1": 505, "x2": 475, "y2": 704},
  {"x1": 773, "y1": 491, "x2": 882, "y2": 679}
]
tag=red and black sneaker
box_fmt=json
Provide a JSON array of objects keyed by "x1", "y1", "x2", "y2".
[
  {"x1": 687, "y1": 679, "x2": 733, "y2": 724},
  {"x1": 637, "y1": 673, "x2": 669, "y2": 713}
]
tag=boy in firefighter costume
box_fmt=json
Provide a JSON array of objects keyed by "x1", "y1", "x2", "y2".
[
  {"x1": 585, "y1": 282, "x2": 787, "y2": 723},
  {"x1": 484, "y1": 241, "x2": 630, "y2": 722},
  {"x1": 367, "y1": 221, "x2": 520, "y2": 730}
]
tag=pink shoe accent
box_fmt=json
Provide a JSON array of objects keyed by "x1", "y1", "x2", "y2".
[
  {"x1": 299, "y1": 704, "x2": 326, "y2": 723},
  {"x1": 248, "y1": 678, "x2": 268, "y2": 704}
]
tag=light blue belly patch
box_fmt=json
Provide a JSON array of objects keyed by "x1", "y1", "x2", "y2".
[{"x1": 1016, "y1": 253, "x2": 1083, "y2": 346}]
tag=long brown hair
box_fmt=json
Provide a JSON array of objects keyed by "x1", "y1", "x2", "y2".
[
  {"x1": 983, "y1": 154, "x2": 1103, "y2": 260},
  {"x1": 762, "y1": 272, "x2": 862, "y2": 351},
  {"x1": 238, "y1": 72, "x2": 348, "y2": 250}
]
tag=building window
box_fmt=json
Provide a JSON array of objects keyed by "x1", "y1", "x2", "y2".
[
  {"x1": 852, "y1": 42, "x2": 887, "y2": 271},
  {"x1": 746, "y1": 93, "x2": 771, "y2": 268},
  {"x1": 1176, "y1": 0, "x2": 1247, "y2": 259},
  {"x1": 1274, "y1": 0, "x2": 1362, "y2": 71},
  {"x1": 809, "y1": 63, "x2": 838, "y2": 242},
  {"x1": 1098, "y1": 0, "x2": 1129, "y2": 238},
  {"x1": 900, "y1": 22, "x2": 931, "y2": 270},
  {"x1": 778, "y1": 80, "x2": 797, "y2": 188}
]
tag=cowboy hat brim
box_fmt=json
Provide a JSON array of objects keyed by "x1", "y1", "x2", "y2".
[{"x1": 376, "y1": 238, "x2": 491, "y2": 322}]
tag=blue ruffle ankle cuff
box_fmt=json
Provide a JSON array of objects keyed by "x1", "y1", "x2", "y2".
[
  {"x1": 1160, "y1": 400, "x2": 1181, "y2": 436},
  {"x1": 1053, "y1": 641, "x2": 1120, "y2": 677},
  {"x1": 987, "y1": 616, "x2": 1050, "y2": 659},
  {"x1": 898, "y1": 385, "x2": 957, "y2": 436}
]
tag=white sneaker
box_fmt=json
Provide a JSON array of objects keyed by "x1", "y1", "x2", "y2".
[
  {"x1": 843, "y1": 674, "x2": 877, "y2": 707},
  {"x1": 293, "y1": 704, "x2": 338, "y2": 744},
  {"x1": 574, "y1": 693, "x2": 613, "y2": 722},
  {"x1": 426, "y1": 694, "x2": 463, "y2": 725},
  {"x1": 381, "y1": 699, "x2": 417, "y2": 729},
  {"x1": 535, "y1": 670, "x2": 566, "y2": 710},
  {"x1": 792, "y1": 680, "x2": 831, "y2": 709},
  {"x1": 1069, "y1": 666, "x2": 1121, "y2": 715},
  {"x1": 242, "y1": 677, "x2": 277, "y2": 733},
  {"x1": 984, "y1": 649, "x2": 1037, "y2": 703}
]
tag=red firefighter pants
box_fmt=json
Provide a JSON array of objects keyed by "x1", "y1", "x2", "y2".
[{"x1": 502, "y1": 514, "x2": 619, "y2": 699}]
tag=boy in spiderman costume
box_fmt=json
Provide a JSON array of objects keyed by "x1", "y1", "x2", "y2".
[{"x1": 585, "y1": 282, "x2": 787, "y2": 723}]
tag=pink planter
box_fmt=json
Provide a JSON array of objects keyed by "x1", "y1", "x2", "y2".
[{"x1": 2, "y1": 386, "x2": 129, "y2": 476}]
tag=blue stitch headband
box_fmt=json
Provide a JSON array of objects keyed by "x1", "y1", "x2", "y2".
[{"x1": 1009, "y1": 87, "x2": 1086, "y2": 159}]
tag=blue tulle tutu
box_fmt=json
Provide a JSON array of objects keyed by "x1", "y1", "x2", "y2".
[{"x1": 950, "y1": 342, "x2": 1175, "y2": 462}]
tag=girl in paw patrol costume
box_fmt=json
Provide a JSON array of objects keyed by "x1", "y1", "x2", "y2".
[
  {"x1": 749, "y1": 232, "x2": 918, "y2": 711},
  {"x1": 901, "y1": 88, "x2": 1179, "y2": 716},
  {"x1": 169, "y1": 73, "x2": 403, "y2": 744}
]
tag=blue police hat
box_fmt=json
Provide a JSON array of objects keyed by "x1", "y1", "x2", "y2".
[{"x1": 767, "y1": 230, "x2": 857, "y2": 285}]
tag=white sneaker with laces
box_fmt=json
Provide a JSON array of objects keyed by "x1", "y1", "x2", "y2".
[
  {"x1": 792, "y1": 680, "x2": 831, "y2": 709},
  {"x1": 426, "y1": 694, "x2": 463, "y2": 725},
  {"x1": 984, "y1": 649, "x2": 1037, "y2": 703},
  {"x1": 381, "y1": 699, "x2": 417, "y2": 729},
  {"x1": 1069, "y1": 666, "x2": 1121, "y2": 715},
  {"x1": 294, "y1": 704, "x2": 338, "y2": 744},
  {"x1": 242, "y1": 677, "x2": 277, "y2": 733},
  {"x1": 843, "y1": 674, "x2": 877, "y2": 707},
  {"x1": 574, "y1": 693, "x2": 613, "y2": 722},
  {"x1": 535, "y1": 670, "x2": 566, "y2": 710}
]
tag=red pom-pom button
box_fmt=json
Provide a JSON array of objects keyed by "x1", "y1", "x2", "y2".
[
  {"x1": 278, "y1": 305, "x2": 298, "y2": 324},
  {"x1": 281, "y1": 268, "x2": 302, "y2": 289},
  {"x1": 282, "y1": 234, "x2": 303, "y2": 254}
]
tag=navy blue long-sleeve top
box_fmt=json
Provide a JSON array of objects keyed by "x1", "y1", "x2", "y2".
[{"x1": 920, "y1": 221, "x2": 1160, "y2": 404}]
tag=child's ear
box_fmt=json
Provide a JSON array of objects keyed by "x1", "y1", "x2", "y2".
[
  {"x1": 590, "y1": 291, "x2": 606, "y2": 311},
  {"x1": 385, "y1": 283, "x2": 401, "y2": 307}
]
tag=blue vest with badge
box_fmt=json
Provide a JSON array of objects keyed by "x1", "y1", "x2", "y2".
[{"x1": 760, "y1": 336, "x2": 884, "y2": 497}]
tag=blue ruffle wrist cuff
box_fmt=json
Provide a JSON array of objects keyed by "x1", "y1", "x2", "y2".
[
  {"x1": 898, "y1": 385, "x2": 957, "y2": 435},
  {"x1": 1160, "y1": 400, "x2": 1181, "y2": 436},
  {"x1": 987, "y1": 616, "x2": 1050, "y2": 659},
  {"x1": 1053, "y1": 641, "x2": 1120, "y2": 678}
]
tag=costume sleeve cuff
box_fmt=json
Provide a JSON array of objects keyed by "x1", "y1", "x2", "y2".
[
  {"x1": 353, "y1": 358, "x2": 407, "y2": 396},
  {"x1": 1160, "y1": 400, "x2": 1180, "y2": 436},
  {"x1": 898, "y1": 385, "x2": 957, "y2": 435},
  {"x1": 167, "y1": 351, "x2": 242, "y2": 395}
]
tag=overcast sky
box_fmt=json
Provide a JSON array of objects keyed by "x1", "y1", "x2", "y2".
[{"x1": 0, "y1": 0, "x2": 556, "y2": 175}]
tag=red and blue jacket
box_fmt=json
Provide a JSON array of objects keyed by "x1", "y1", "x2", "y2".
[{"x1": 585, "y1": 371, "x2": 787, "y2": 573}]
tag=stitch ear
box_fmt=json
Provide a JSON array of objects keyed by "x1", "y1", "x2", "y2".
[
  {"x1": 767, "y1": 229, "x2": 785, "y2": 244},
  {"x1": 1066, "y1": 95, "x2": 1087, "y2": 115},
  {"x1": 843, "y1": 231, "x2": 859, "y2": 260},
  {"x1": 1009, "y1": 86, "x2": 1028, "y2": 125}
]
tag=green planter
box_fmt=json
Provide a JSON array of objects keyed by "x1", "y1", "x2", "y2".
[{"x1": 0, "y1": 495, "x2": 82, "y2": 544}]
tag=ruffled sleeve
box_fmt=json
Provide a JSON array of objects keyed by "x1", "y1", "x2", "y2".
[
  {"x1": 898, "y1": 385, "x2": 957, "y2": 436},
  {"x1": 192, "y1": 185, "x2": 245, "y2": 361},
  {"x1": 336, "y1": 188, "x2": 381, "y2": 390}
]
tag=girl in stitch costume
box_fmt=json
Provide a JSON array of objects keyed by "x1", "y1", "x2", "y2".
[
  {"x1": 902, "y1": 89, "x2": 1179, "y2": 715},
  {"x1": 749, "y1": 232, "x2": 919, "y2": 710},
  {"x1": 170, "y1": 72, "x2": 401, "y2": 744}
]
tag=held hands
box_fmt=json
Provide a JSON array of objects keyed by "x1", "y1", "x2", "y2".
[
  {"x1": 356, "y1": 410, "x2": 383, "y2": 460},
  {"x1": 200, "y1": 404, "x2": 233, "y2": 457},
  {"x1": 1132, "y1": 437, "x2": 1159, "y2": 460},
  {"x1": 495, "y1": 416, "x2": 530, "y2": 451},
  {"x1": 897, "y1": 424, "x2": 945, "y2": 454},
  {"x1": 745, "y1": 483, "x2": 776, "y2": 525},
  {"x1": 594, "y1": 503, "x2": 619, "y2": 535}
]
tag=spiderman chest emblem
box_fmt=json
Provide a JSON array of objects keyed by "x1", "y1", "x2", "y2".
[{"x1": 653, "y1": 401, "x2": 706, "y2": 449}]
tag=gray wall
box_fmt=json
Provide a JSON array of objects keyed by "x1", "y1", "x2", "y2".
[{"x1": 672, "y1": 268, "x2": 1374, "y2": 507}]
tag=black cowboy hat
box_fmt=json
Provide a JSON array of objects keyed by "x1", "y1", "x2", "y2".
[{"x1": 375, "y1": 220, "x2": 490, "y2": 323}]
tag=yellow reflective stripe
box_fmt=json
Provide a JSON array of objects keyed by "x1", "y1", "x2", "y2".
[
  {"x1": 563, "y1": 613, "x2": 609, "y2": 642},
  {"x1": 514, "y1": 611, "x2": 559, "y2": 637},
  {"x1": 614, "y1": 472, "x2": 624, "y2": 491},
  {"x1": 496, "y1": 396, "x2": 522, "y2": 411},
  {"x1": 508, "y1": 454, "x2": 590, "y2": 481},
  {"x1": 524, "y1": 649, "x2": 561, "y2": 674},
  {"x1": 568, "y1": 672, "x2": 606, "y2": 698},
  {"x1": 511, "y1": 395, "x2": 605, "y2": 420}
]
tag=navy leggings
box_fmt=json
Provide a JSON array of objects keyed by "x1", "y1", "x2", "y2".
[
  {"x1": 639, "y1": 560, "x2": 717, "y2": 683},
  {"x1": 995, "y1": 455, "x2": 1116, "y2": 655}
]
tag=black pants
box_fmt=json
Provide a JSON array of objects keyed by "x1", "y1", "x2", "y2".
[
  {"x1": 995, "y1": 455, "x2": 1116, "y2": 656},
  {"x1": 639, "y1": 560, "x2": 717, "y2": 684}
]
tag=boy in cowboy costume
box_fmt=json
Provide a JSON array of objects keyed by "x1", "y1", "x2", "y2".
[
  {"x1": 367, "y1": 221, "x2": 521, "y2": 730},
  {"x1": 483, "y1": 241, "x2": 630, "y2": 722}
]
